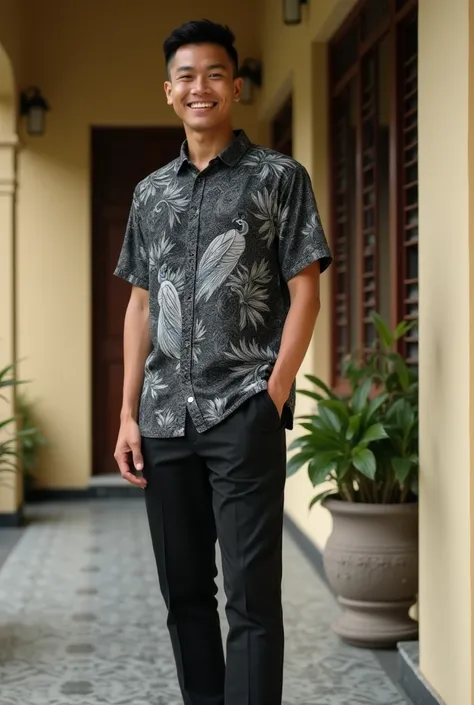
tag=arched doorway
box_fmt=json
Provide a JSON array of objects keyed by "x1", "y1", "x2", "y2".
[{"x1": 0, "y1": 41, "x2": 21, "y2": 524}]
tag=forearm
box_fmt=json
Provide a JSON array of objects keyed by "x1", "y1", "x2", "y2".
[
  {"x1": 270, "y1": 289, "x2": 321, "y2": 398},
  {"x1": 120, "y1": 293, "x2": 151, "y2": 422}
]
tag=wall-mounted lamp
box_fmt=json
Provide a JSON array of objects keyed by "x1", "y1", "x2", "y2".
[
  {"x1": 238, "y1": 59, "x2": 262, "y2": 105},
  {"x1": 19, "y1": 87, "x2": 50, "y2": 136},
  {"x1": 283, "y1": 0, "x2": 308, "y2": 25}
]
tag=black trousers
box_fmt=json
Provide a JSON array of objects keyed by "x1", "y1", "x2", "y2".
[{"x1": 141, "y1": 390, "x2": 287, "y2": 705}]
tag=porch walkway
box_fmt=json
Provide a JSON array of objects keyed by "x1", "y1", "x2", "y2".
[{"x1": 0, "y1": 499, "x2": 411, "y2": 705}]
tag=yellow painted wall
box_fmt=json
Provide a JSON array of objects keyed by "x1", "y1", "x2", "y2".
[
  {"x1": 7, "y1": 0, "x2": 260, "y2": 489},
  {"x1": 259, "y1": 0, "x2": 357, "y2": 550},
  {"x1": 418, "y1": 0, "x2": 472, "y2": 702},
  {"x1": 470, "y1": 1, "x2": 474, "y2": 698}
]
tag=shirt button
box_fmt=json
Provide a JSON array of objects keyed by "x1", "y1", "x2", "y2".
[{"x1": 187, "y1": 396, "x2": 194, "y2": 403}]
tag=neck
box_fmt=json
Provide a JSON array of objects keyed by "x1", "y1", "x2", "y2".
[{"x1": 185, "y1": 125, "x2": 235, "y2": 171}]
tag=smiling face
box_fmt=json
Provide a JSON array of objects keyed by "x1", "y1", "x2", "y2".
[{"x1": 164, "y1": 43, "x2": 242, "y2": 133}]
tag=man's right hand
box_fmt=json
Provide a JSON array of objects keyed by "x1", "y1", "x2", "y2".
[{"x1": 114, "y1": 418, "x2": 147, "y2": 488}]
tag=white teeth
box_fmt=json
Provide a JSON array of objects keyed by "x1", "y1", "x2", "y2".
[{"x1": 190, "y1": 102, "x2": 214, "y2": 109}]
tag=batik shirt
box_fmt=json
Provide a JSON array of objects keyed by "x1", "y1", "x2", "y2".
[{"x1": 114, "y1": 130, "x2": 332, "y2": 438}]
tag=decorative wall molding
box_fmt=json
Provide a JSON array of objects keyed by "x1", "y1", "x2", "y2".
[
  {"x1": 0, "y1": 134, "x2": 18, "y2": 192},
  {"x1": 0, "y1": 133, "x2": 19, "y2": 148}
]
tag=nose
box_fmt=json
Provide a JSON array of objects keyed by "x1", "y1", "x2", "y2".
[{"x1": 191, "y1": 75, "x2": 211, "y2": 94}]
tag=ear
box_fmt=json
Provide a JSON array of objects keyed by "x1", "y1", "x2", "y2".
[
  {"x1": 164, "y1": 80, "x2": 173, "y2": 105},
  {"x1": 233, "y1": 77, "x2": 243, "y2": 103}
]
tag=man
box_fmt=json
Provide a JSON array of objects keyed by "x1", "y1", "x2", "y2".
[{"x1": 113, "y1": 19, "x2": 332, "y2": 705}]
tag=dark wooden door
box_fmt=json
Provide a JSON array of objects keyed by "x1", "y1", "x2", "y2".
[
  {"x1": 91, "y1": 127, "x2": 185, "y2": 475},
  {"x1": 272, "y1": 95, "x2": 293, "y2": 156}
]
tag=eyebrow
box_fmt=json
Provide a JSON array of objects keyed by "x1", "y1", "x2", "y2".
[
  {"x1": 206, "y1": 63, "x2": 228, "y2": 71},
  {"x1": 175, "y1": 63, "x2": 229, "y2": 74}
]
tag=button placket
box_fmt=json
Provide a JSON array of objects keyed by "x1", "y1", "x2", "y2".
[{"x1": 180, "y1": 174, "x2": 205, "y2": 426}]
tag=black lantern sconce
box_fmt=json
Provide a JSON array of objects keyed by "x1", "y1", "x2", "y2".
[
  {"x1": 238, "y1": 59, "x2": 262, "y2": 105},
  {"x1": 283, "y1": 0, "x2": 308, "y2": 25},
  {"x1": 19, "y1": 87, "x2": 50, "y2": 136}
]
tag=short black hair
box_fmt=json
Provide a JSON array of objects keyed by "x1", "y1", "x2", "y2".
[{"x1": 163, "y1": 20, "x2": 239, "y2": 76}]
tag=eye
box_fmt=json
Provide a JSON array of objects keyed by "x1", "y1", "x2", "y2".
[
  {"x1": 209, "y1": 73, "x2": 223, "y2": 79},
  {"x1": 179, "y1": 75, "x2": 193, "y2": 80}
]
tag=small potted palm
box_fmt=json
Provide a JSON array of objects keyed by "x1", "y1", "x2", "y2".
[
  {"x1": 0, "y1": 363, "x2": 40, "y2": 478},
  {"x1": 16, "y1": 393, "x2": 48, "y2": 492},
  {"x1": 288, "y1": 313, "x2": 418, "y2": 648}
]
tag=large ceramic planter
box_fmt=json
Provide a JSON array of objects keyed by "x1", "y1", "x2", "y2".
[{"x1": 322, "y1": 497, "x2": 418, "y2": 649}]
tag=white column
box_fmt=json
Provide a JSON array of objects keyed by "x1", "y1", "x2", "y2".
[
  {"x1": 418, "y1": 0, "x2": 472, "y2": 702},
  {"x1": 0, "y1": 134, "x2": 21, "y2": 517}
]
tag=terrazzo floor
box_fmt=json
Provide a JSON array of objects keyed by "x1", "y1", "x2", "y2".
[{"x1": 0, "y1": 499, "x2": 411, "y2": 705}]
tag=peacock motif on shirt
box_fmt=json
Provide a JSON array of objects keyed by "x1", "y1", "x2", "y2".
[
  {"x1": 195, "y1": 219, "x2": 248, "y2": 303},
  {"x1": 156, "y1": 264, "x2": 183, "y2": 361},
  {"x1": 156, "y1": 219, "x2": 250, "y2": 362}
]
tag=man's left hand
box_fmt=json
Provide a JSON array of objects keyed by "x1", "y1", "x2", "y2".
[{"x1": 267, "y1": 377, "x2": 289, "y2": 418}]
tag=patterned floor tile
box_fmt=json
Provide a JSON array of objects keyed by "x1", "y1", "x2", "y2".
[{"x1": 0, "y1": 500, "x2": 409, "y2": 704}]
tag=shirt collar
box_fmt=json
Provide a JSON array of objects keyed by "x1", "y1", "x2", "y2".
[{"x1": 177, "y1": 129, "x2": 251, "y2": 172}]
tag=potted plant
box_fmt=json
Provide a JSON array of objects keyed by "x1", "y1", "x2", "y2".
[
  {"x1": 288, "y1": 313, "x2": 419, "y2": 648},
  {"x1": 16, "y1": 393, "x2": 48, "y2": 492},
  {"x1": 1, "y1": 363, "x2": 40, "y2": 478}
]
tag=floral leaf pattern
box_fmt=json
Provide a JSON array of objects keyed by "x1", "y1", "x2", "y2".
[
  {"x1": 227, "y1": 261, "x2": 271, "y2": 330},
  {"x1": 154, "y1": 409, "x2": 178, "y2": 434},
  {"x1": 154, "y1": 181, "x2": 190, "y2": 228},
  {"x1": 193, "y1": 318, "x2": 207, "y2": 362},
  {"x1": 251, "y1": 188, "x2": 290, "y2": 246},
  {"x1": 149, "y1": 235, "x2": 175, "y2": 272},
  {"x1": 241, "y1": 148, "x2": 295, "y2": 180},
  {"x1": 142, "y1": 366, "x2": 168, "y2": 401},
  {"x1": 202, "y1": 397, "x2": 228, "y2": 423},
  {"x1": 302, "y1": 212, "x2": 325, "y2": 239},
  {"x1": 224, "y1": 339, "x2": 277, "y2": 389},
  {"x1": 138, "y1": 162, "x2": 177, "y2": 204}
]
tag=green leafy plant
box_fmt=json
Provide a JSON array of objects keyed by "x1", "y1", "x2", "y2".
[
  {"x1": 0, "y1": 363, "x2": 38, "y2": 475},
  {"x1": 16, "y1": 393, "x2": 48, "y2": 481},
  {"x1": 288, "y1": 313, "x2": 418, "y2": 506}
]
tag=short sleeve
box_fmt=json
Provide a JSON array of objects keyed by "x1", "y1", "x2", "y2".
[
  {"x1": 114, "y1": 187, "x2": 149, "y2": 290},
  {"x1": 278, "y1": 165, "x2": 333, "y2": 282}
]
